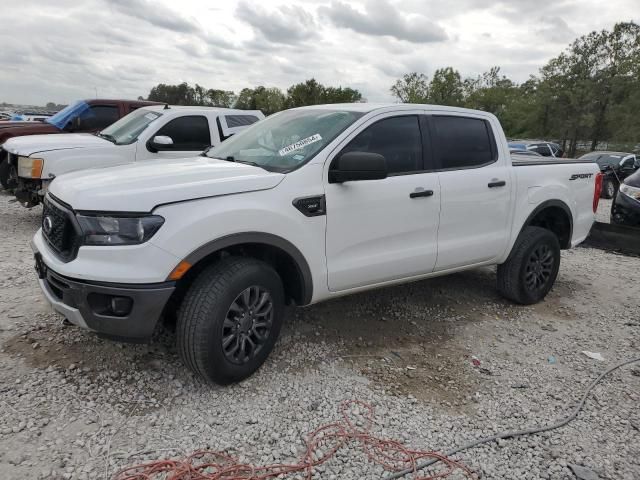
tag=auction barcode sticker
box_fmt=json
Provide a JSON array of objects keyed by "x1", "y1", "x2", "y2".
[{"x1": 279, "y1": 134, "x2": 322, "y2": 156}]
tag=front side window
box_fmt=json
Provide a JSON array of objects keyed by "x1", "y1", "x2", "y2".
[
  {"x1": 154, "y1": 116, "x2": 211, "y2": 151},
  {"x1": 432, "y1": 116, "x2": 496, "y2": 169},
  {"x1": 207, "y1": 109, "x2": 364, "y2": 172},
  {"x1": 77, "y1": 105, "x2": 119, "y2": 130},
  {"x1": 339, "y1": 115, "x2": 423, "y2": 174},
  {"x1": 99, "y1": 109, "x2": 162, "y2": 145}
]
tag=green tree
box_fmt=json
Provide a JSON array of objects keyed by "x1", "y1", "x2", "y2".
[
  {"x1": 234, "y1": 86, "x2": 286, "y2": 114},
  {"x1": 322, "y1": 86, "x2": 363, "y2": 103},
  {"x1": 286, "y1": 79, "x2": 326, "y2": 107},
  {"x1": 206, "y1": 89, "x2": 235, "y2": 108},
  {"x1": 428, "y1": 67, "x2": 464, "y2": 106},
  {"x1": 390, "y1": 72, "x2": 429, "y2": 103}
]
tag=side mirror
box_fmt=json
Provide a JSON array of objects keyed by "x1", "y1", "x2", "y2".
[
  {"x1": 148, "y1": 135, "x2": 173, "y2": 152},
  {"x1": 329, "y1": 152, "x2": 387, "y2": 183}
]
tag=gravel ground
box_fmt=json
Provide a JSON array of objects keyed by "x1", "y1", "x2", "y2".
[
  {"x1": 0, "y1": 192, "x2": 638, "y2": 480},
  {"x1": 595, "y1": 198, "x2": 612, "y2": 224}
]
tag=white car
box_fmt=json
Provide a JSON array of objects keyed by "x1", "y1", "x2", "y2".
[
  {"x1": 31, "y1": 103, "x2": 601, "y2": 384},
  {"x1": 3, "y1": 106, "x2": 264, "y2": 206}
]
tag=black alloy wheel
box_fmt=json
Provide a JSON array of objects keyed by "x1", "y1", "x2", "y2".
[{"x1": 222, "y1": 285, "x2": 274, "y2": 365}]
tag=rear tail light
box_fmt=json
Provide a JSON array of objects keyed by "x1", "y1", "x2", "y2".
[{"x1": 593, "y1": 172, "x2": 603, "y2": 213}]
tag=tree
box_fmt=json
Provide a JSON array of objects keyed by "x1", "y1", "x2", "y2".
[
  {"x1": 206, "y1": 89, "x2": 235, "y2": 108},
  {"x1": 286, "y1": 79, "x2": 326, "y2": 107},
  {"x1": 428, "y1": 67, "x2": 464, "y2": 106},
  {"x1": 390, "y1": 72, "x2": 429, "y2": 103},
  {"x1": 234, "y1": 86, "x2": 286, "y2": 115},
  {"x1": 148, "y1": 82, "x2": 197, "y2": 105},
  {"x1": 322, "y1": 86, "x2": 362, "y2": 103}
]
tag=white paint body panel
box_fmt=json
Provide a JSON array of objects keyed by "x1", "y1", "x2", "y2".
[
  {"x1": 36, "y1": 104, "x2": 599, "y2": 306},
  {"x1": 6, "y1": 106, "x2": 264, "y2": 179}
]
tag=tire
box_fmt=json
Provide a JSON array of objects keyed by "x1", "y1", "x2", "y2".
[
  {"x1": 602, "y1": 179, "x2": 616, "y2": 199},
  {"x1": 177, "y1": 256, "x2": 285, "y2": 384},
  {"x1": 0, "y1": 158, "x2": 12, "y2": 190},
  {"x1": 497, "y1": 226, "x2": 561, "y2": 305}
]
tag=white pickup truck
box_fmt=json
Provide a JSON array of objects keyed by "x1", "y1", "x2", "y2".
[
  {"x1": 31, "y1": 103, "x2": 602, "y2": 384},
  {"x1": 3, "y1": 105, "x2": 264, "y2": 207}
]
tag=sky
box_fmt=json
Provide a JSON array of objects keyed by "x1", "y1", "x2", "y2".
[{"x1": 1, "y1": 0, "x2": 638, "y2": 106}]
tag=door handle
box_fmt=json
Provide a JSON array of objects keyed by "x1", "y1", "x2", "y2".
[
  {"x1": 488, "y1": 180, "x2": 506, "y2": 188},
  {"x1": 409, "y1": 189, "x2": 434, "y2": 198}
]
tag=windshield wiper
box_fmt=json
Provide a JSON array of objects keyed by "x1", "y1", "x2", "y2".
[{"x1": 209, "y1": 155, "x2": 269, "y2": 171}]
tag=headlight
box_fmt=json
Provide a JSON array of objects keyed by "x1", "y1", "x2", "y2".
[
  {"x1": 76, "y1": 214, "x2": 164, "y2": 245},
  {"x1": 17, "y1": 156, "x2": 44, "y2": 178},
  {"x1": 619, "y1": 183, "x2": 640, "y2": 201}
]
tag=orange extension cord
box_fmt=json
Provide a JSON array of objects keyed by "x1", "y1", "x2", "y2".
[{"x1": 113, "y1": 400, "x2": 475, "y2": 480}]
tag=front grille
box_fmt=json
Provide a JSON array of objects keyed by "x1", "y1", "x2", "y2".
[{"x1": 42, "y1": 197, "x2": 79, "y2": 261}]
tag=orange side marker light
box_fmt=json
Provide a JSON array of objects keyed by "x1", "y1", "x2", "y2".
[{"x1": 168, "y1": 260, "x2": 192, "y2": 280}]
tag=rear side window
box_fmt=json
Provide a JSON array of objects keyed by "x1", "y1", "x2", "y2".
[
  {"x1": 225, "y1": 115, "x2": 260, "y2": 128},
  {"x1": 431, "y1": 116, "x2": 496, "y2": 169},
  {"x1": 340, "y1": 115, "x2": 423, "y2": 174},
  {"x1": 155, "y1": 116, "x2": 211, "y2": 151},
  {"x1": 78, "y1": 105, "x2": 119, "y2": 130}
]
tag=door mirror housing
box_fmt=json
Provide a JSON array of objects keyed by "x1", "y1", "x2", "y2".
[
  {"x1": 329, "y1": 152, "x2": 388, "y2": 183},
  {"x1": 148, "y1": 135, "x2": 174, "y2": 152}
]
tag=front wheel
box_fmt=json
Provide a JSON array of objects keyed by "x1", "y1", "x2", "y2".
[
  {"x1": 497, "y1": 226, "x2": 561, "y2": 305},
  {"x1": 177, "y1": 257, "x2": 284, "y2": 384}
]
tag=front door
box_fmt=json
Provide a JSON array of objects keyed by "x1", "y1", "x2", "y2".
[
  {"x1": 325, "y1": 113, "x2": 441, "y2": 291},
  {"x1": 136, "y1": 115, "x2": 213, "y2": 161}
]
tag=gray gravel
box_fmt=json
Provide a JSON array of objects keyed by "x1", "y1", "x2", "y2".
[{"x1": 0, "y1": 192, "x2": 638, "y2": 480}]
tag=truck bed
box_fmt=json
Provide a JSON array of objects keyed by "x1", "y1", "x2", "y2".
[{"x1": 511, "y1": 154, "x2": 589, "y2": 166}]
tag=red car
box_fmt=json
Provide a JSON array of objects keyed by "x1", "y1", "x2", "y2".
[{"x1": 0, "y1": 98, "x2": 161, "y2": 189}]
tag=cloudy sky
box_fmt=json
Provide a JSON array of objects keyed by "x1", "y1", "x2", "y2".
[{"x1": 1, "y1": 0, "x2": 638, "y2": 106}]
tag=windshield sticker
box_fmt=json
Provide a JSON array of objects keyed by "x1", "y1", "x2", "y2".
[
  {"x1": 293, "y1": 154, "x2": 305, "y2": 161},
  {"x1": 279, "y1": 134, "x2": 322, "y2": 156},
  {"x1": 145, "y1": 112, "x2": 159, "y2": 121}
]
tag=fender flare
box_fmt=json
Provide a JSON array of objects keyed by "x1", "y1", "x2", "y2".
[
  {"x1": 183, "y1": 232, "x2": 314, "y2": 305},
  {"x1": 520, "y1": 199, "x2": 574, "y2": 249}
]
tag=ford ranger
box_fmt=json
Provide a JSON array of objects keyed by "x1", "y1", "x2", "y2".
[
  {"x1": 0, "y1": 98, "x2": 161, "y2": 189},
  {"x1": 4, "y1": 105, "x2": 264, "y2": 207},
  {"x1": 31, "y1": 104, "x2": 602, "y2": 384}
]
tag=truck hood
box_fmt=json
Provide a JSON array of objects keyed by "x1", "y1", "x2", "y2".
[
  {"x1": 2, "y1": 133, "x2": 110, "y2": 156},
  {"x1": 49, "y1": 157, "x2": 285, "y2": 212}
]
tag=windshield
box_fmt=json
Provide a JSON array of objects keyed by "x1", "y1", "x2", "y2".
[
  {"x1": 45, "y1": 100, "x2": 90, "y2": 129},
  {"x1": 206, "y1": 109, "x2": 365, "y2": 172},
  {"x1": 99, "y1": 109, "x2": 162, "y2": 145}
]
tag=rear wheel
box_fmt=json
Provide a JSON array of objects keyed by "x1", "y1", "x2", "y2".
[
  {"x1": 497, "y1": 226, "x2": 561, "y2": 305},
  {"x1": 602, "y1": 179, "x2": 616, "y2": 199},
  {"x1": 177, "y1": 257, "x2": 284, "y2": 384}
]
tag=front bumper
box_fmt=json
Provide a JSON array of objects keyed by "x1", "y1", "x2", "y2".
[
  {"x1": 32, "y1": 248, "x2": 175, "y2": 341},
  {"x1": 611, "y1": 190, "x2": 640, "y2": 227}
]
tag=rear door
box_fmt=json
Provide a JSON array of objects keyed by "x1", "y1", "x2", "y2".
[
  {"x1": 325, "y1": 113, "x2": 441, "y2": 291},
  {"x1": 430, "y1": 115, "x2": 512, "y2": 270}
]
